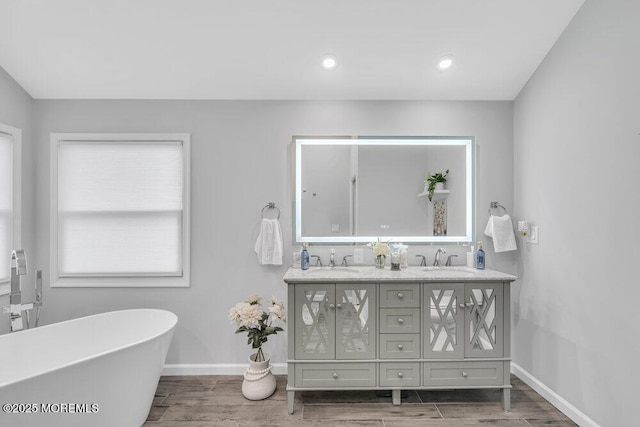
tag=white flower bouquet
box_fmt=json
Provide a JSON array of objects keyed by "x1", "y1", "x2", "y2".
[
  {"x1": 368, "y1": 239, "x2": 392, "y2": 268},
  {"x1": 368, "y1": 239, "x2": 391, "y2": 257},
  {"x1": 229, "y1": 294, "x2": 286, "y2": 362}
]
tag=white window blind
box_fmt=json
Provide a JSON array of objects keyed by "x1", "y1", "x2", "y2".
[
  {"x1": 0, "y1": 133, "x2": 12, "y2": 283},
  {"x1": 52, "y1": 134, "x2": 190, "y2": 286}
]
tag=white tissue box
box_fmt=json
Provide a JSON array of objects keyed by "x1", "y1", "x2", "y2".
[
  {"x1": 467, "y1": 252, "x2": 475, "y2": 268},
  {"x1": 292, "y1": 252, "x2": 301, "y2": 269}
]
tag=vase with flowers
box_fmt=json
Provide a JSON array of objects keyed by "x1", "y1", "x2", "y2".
[
  {"x1": 229, "y1": 294, "x2": 286, "y2": 400},
  {"x1": 368, "y1": 239, "x2": 391, "y2": 269}
]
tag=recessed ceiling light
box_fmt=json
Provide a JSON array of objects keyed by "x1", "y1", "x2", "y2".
[
  {"x1": 321, "y1": 54, "x2": 337, "y2": 71},
  {"x1": 437, "y1": 55, "x2": 454, "y2": 71}
]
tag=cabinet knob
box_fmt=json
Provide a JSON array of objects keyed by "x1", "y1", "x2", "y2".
[
  {"x1": 461, "y1": 371, "x2": 469, "y2": 378},
  {"x1": 329, "y1": 304, "x2": 335, "y2": 309},
  {"x1": 333, "y1": 373, "x2": 339, "y2": 379},
  {"x1": 397, "y1": 344, "x2": 404, "y2": 350},
  {"x1": 459, "y1": 302, "x2": 473, "y2": 309},
  {"x1": 397, "y1": 372, "x2": 404, "y2": 378},
  {"x1": 336, "y1": 303, "x2": 342, "y2": 309},
  {"x1": 397, "y1": 293, "x2": 404, "y2": 299},
  {"x1": 397, "y1": 318, "x2": 404, "y2": 324}
]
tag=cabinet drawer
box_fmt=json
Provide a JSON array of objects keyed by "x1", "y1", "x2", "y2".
[
  {"x1": 380, "y1": 309, "x2": 420, "y2": 333},
  {"x1": 423, "y1": 361, "x2": 504, "y2": 387},
  {"x1": 294, "y1": 363, "x2": 376, "y2": 388},
  {"x1": 379, "y1": 363, "x2": 420, "y2": 387},
  {"x1": 380, "y1": 284, "x2": 420, "y2": 308},
  {"x1": 379, "y1": 334, "x2": 420, "y2": 359}
]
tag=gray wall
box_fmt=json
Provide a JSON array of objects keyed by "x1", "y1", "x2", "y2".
[
  {"x1": 513, "y1": 0, "x2": 640, "y2": 425},
  {"x1": 32, "y1": 100, "x2": 515, "y2": 366},
  {"x1": 0, "y1": 66, "x2": 35, "y2": 335}
]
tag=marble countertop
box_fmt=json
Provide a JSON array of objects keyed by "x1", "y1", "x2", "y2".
[{"x1": 283, "y1": 265, "x2": 517, "y2": 283}]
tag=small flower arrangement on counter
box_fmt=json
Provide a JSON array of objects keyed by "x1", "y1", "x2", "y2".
[
  {"x1": 368, "y1": 238, "x2": 391, "y2": 269},
  {"x1": 228, "y1": 294, "x2": 286, "y2": 362}
]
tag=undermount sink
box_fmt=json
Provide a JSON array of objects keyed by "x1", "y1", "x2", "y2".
[
  {"x1": 422, "y1": 266, "x2": 477, "y2": 274},
  {"x1": 305, "y1": 267, "x2": 362, "y2": 274}
]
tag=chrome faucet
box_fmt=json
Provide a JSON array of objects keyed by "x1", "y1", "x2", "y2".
[
  {"x1": 329, "y1": 249, "x2": 336, "y2": 267},
  {"x1": 310, "y1": 255, "x2": 323, "y2": 267},
  {"x1": 416, "y1": 255, "x2": 427, "y2": 266},
  {"x1": 3, "y1": 250, "x2": 43, "y2": 332},
  {"x1": 433, "y1": 248, "x2": 447, "y2": 266},
  {"x1": 341, "y1": 255, "x2": 353, "y2": 267},
  {"x1": 445, "y1": 254, "x2": 459, "y2": 266}
]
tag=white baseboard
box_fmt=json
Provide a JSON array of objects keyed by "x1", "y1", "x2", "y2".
[
  {"x1": 163, "y1": 363, "x2": 287, "y2": 376},
  {"x1": 511, "y1": 362, "x2": 599, "y2": 427}
]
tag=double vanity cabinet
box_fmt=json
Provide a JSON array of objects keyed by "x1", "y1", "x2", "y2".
[{"x1": 283, "y1": 266, "x2": 517, "y2": 414}]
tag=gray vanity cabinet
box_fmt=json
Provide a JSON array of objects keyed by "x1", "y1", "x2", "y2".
[
  {"x1": 293, "y1": 283, "x2": 336, "y2": 359},
  {"x1": 284, "y1": 267, "x2": 516, "y2": 415},
  {"x1": 464, "y1": 282, "x2": 504, "y2": 358},
  {"x1": 294, "y1": 283, "x2": 376, "y2": 360},
  {"x1": 424, "y1": 283, "x2": 465, "y2": 359},
  {"x1": 424, "y1": 282, "x2": 504, "y2": 359}
]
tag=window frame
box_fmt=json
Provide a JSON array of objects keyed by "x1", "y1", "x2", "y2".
[
  {"x1": 50, "y1": 133, "x2": 191, "y2": 288},
  {"x1": 0, "y1": 123, "x2": 21, "y2": 296}
]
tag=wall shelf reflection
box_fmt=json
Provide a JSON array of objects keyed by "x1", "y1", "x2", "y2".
[{"x1": 417, "y1": 189, "x2": 450, "y2": 201}]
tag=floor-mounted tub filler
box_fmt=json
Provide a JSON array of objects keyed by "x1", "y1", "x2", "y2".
[
  {"x1": 3, "y1": 250, "x2": 43, "y2": 332},
  {"x1": 0, "y1": 309, "x2": 177, "y2": 427}
]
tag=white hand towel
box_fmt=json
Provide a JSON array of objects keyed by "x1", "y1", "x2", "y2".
[
  {"x1": 254, "y1": 218, "x2": 284, "y2": 265},
  {"x1": 484, "y1": 214, "x2": 517, "y2": 253}
]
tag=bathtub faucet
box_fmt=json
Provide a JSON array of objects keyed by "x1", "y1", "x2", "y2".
[{"x1": 2, "y1": 250, "x2": 43, "y2": 332}]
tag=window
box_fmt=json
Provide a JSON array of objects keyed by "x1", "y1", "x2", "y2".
[
  {"x1": 50, "y1": 133, "x2": 190, "y2": 287},
  {"x1": 0, "y1": 123, "x2": 21, "y2": 295}
]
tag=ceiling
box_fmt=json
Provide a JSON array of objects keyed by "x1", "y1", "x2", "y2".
[{"x1": 0, "y1": 0, "x2": 584, "y2": 100}]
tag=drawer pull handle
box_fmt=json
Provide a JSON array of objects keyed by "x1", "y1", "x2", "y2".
[
  {"x1": 336, "y1": 303, "x2": 342, "y2": 309},
  {"x1": 397, "y1": 344, "x2": 404, "y2": 350},
  {"x1": 397, "y1": 293, "x2": 404, "y2": 299},
  {"x1": 397, "y1": 318, "x2": 404, "y2": 324},
  {"x1": 397, "y1": 372, "x2": 404, "y2": 378},
  {"x1": 462, "y1": 371, "x2": 469, "y2": 378},
  {"x1": 333, "y1": 373, "x2": 339, "y2": 379},
  {"x1": 459, "y1": 302, "x2": 473, "y2": 309}
]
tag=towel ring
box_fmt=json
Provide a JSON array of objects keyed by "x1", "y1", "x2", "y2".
[
  {"x1": 488, "y1": 201, "x2": 507, "y2": 215},
  {"x1": 261, "y1": 202, "x2": 280, "y2": 219}
]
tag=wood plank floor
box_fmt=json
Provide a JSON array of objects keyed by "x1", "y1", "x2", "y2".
[{"x1": 144, "y1": 375, "x2": 576, "y2": 426}]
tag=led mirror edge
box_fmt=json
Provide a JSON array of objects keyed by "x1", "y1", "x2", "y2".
[
  {"x1": 293, "y1": 136, "x2": 475, "y2": 245},
  {"x1": 467, "y1": 140, "x2": 475, "y2": 246}
]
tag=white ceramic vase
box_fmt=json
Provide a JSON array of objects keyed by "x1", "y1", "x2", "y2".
[{"x1": 242, "y1": 352, "x2": 276, "y2": 400}]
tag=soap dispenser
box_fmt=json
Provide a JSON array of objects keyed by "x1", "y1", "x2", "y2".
[
  {"x1": 301, "y1": 243, "x2": 310, "y2": 270},
  {"x1": 475, "y1": 241, "x2": 485, "y2": 270}
]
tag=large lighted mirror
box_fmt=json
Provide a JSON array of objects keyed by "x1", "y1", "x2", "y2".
[{"x1": 293, "y1": 136, "x2": 474, "y2": 244}]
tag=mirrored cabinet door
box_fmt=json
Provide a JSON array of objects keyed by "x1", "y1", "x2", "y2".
[
  {"x1": 424, "y1": 283, "x2": 465, "y2": 358},
  {"x1": 295, "y1": 284, "x2": 336, "y2": 359},
  {"x1": 335, "y1": 284, "x2": 376, "y2": 359},
  {"x1": 464, "y1": 283, "x2": 504, "y2": 358}
]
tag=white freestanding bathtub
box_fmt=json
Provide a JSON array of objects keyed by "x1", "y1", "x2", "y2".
[{"x1": 0, "y1": 309, "x2": 177, "y2": 427}]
